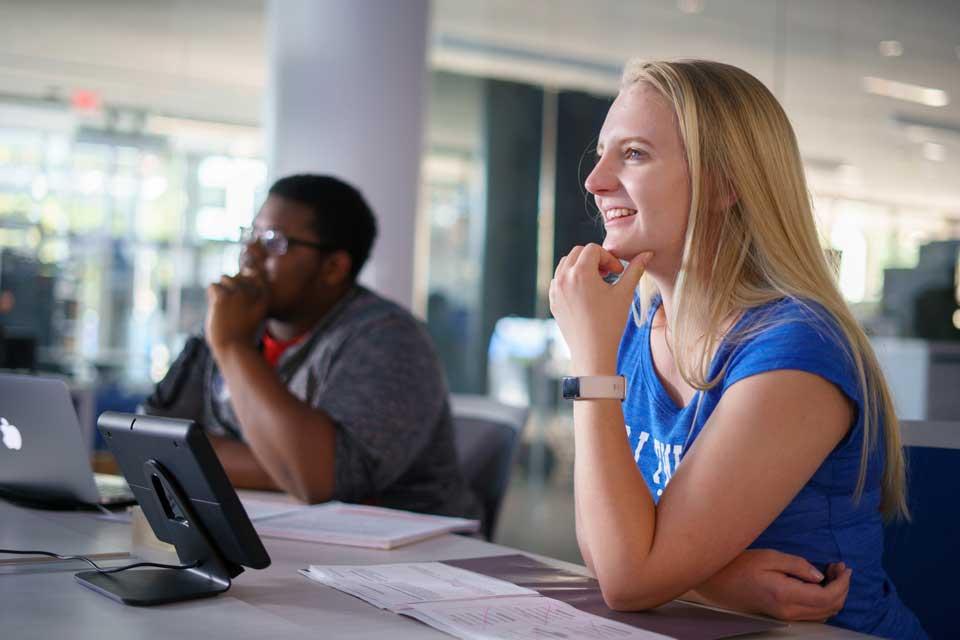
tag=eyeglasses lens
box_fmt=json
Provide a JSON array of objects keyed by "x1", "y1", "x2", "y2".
[
  {"x1": 262, "y1": 232, "x2": 288, "y2": 256},
  {"x1": 242, "y1": 228, "x2": 288, "y2": 256}
]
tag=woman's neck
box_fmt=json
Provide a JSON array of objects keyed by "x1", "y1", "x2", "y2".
[
  {"x1": 647, "y1": 268, "x2": 677, "y2": 330},
  {"x1": 650, "y1": 268, "x2": 740, "y2": 343}
]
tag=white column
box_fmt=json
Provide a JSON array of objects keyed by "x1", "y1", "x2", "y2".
[{"x1": 265, "y1": 0, "x2": 430, "y2": 309}]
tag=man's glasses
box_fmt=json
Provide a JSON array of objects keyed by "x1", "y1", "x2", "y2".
[{"x1": 239, "y1": 227, "x2": 336, "y2": 257}]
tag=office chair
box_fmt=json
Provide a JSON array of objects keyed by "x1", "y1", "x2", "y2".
[
  {"x1": 883, "y1": 420, "x2": 960, "y2": 640},
  {"x1": 450, "y1": 394, "x2": 528, "y2": 541}
]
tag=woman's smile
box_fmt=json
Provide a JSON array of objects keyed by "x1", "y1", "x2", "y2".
[{"x1": 603, "y1": 207, "x2": 638, "y2": 228}]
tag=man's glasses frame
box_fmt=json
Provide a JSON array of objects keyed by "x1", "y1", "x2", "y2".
[{"x1": 239, "y1": 227, "x2": 336, "y2": 257}]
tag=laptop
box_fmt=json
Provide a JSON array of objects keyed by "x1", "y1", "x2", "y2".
[{"x1": 0, "y1": 372, "x2": 134, "y2": 508}]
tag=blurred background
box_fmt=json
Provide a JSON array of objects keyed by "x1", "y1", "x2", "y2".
[{"x1": 0, "y1": 0, "x2": 958, "y2": 562}]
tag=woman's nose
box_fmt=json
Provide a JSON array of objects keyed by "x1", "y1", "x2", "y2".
[{"x1": 584, "y1": 154, "x2": 618, "y2": 195}]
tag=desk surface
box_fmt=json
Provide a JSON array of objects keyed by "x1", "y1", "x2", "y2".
[{"x1": 0, "y1": 498, "x2": 873, "y2": 640}]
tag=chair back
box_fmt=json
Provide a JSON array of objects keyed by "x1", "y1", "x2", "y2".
[
  {"x1": 883, "y1": 420, "x2": 960, "y2": 640},
  {"x1": 450, "y1": 394, "x2": 528, "y2": 541}
]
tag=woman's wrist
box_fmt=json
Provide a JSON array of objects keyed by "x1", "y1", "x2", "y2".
[{"x1": 571, "y1": 356, "x2": 618, "y2": 376}]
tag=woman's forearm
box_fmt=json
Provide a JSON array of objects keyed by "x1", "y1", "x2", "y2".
[
  {"x1": 573, "y1": 398, "x2": 658, "y2": 607},
  {"x1": 575, "y1": 483, "x2": 596, "y2": 575}
]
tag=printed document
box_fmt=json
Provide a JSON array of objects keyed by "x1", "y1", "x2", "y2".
[
  {"x1": 403, "y1": 596, "x2": 672, "y2": 640},
  {"x1": 301, "y1": 561, "x2": 538, "y2": 610},
  {"x1": 302, "y1": 561, "x2": 672, "y2": 639}
]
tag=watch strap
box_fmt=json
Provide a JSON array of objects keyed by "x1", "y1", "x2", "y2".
[{"x1": 561, "y1": 375, "x2": 626, "y2": 400}]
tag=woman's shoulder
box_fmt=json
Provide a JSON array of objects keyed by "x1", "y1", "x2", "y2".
[
  {"x1": 722, "y1": 296, "x2": 860, "y2": 398},
  {"x1": 737, "y1": 296, "x2": 847, "y2": 349}
]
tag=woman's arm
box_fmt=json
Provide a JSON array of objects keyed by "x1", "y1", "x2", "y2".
[
  {"x1": 572, "y1": 369, "x2": 851, "y2": 610},
  {"x1": 575, "y1": 478, "x2": 597, "y2": 575},
  {"x1": 687, "y1": 549, "x2": 851, "y2": 621},
  {"x1": 550, "y1": 244, "x2": 851, "y2": 610}
]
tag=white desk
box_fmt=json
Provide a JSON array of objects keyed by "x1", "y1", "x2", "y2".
[{"x1": 0, "y1": 499, "x2": 874, "y2": 640}]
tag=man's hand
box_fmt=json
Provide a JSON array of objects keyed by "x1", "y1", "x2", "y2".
[
  {"x1": 690, "y1": 549, "x2": 851, "y2": 622},
  {"x1": 205, "y1": 272, "x2": 269, "y2": 356}
]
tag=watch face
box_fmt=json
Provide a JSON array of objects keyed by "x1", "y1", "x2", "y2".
[{"x1": 561, "y1": 377, "x2": 581, "y2": 400}]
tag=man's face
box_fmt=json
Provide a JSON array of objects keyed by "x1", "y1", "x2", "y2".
[{"x1": 241, "y1": 195, "x2": 332, "y2": 321}]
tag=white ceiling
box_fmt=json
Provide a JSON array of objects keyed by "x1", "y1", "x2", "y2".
[
  {"x1": 0, "y1": 0, "x2": 957, "y2": 210},
  {"x1": 0, "y1": 0, "x2": 265, "y2": 123}
]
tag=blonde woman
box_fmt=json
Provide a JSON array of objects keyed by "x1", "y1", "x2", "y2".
[{"x1": 549, "y1": 59, "x2": 925, "y2": 639}]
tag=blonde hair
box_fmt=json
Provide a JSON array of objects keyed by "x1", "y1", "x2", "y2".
[{"x1": 621, "y1": 59, "x2": 907, "y2": 519}]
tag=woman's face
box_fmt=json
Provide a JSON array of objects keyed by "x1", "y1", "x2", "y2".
[{"x1": 585, "y1": 83, "x2": 691, "y2": 273}]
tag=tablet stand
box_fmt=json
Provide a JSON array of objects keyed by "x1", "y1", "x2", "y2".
[{"x1": 75, "y1": 460, "x2": 241, "y2": 606}]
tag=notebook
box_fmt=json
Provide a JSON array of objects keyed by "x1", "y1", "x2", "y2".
[{"x1": 253, "y1": 501, "x2": 480, "y2": 549}]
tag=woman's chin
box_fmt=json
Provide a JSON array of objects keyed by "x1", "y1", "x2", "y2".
[{"x1": 601, "y1": 241, "x2": 641, "y2": 262}]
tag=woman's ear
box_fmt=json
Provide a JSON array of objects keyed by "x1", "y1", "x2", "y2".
[
  {"x1": 713, "y1": 174, "x2": 739, "y2": 211},
  {"x1": 321, "y1": 251, "x2": 354, "y2": 286},
  {"x1": 720, "y1": 188, "x2": 739, "y2": 211}
]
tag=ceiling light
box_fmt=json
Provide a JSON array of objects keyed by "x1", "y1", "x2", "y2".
[
  {"x1": 863, "y1": 76, "x2": 949, "y2": 107},
  {"x1": 922, "y1": 142, "x2": 946, "y2": 162},
  {"x1": 878, "y1": 40, "x2": 903, "y2": 57},
  {"x1": 677, "y1": 0, "x2": 705, "y2": 15}
]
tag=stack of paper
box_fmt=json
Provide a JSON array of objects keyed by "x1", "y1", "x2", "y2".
[
  {"x1": 302, "y1": 561, "x2": 672, "y2": 640},
  {"x1": 252, "y1": 501, "x2": 480, "y2": 549}
]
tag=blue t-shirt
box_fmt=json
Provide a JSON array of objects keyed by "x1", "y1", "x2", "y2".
[{"x1": 617, "y1": 296, "x2": 926, "y2": 639}]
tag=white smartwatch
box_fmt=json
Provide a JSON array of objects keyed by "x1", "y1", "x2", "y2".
[{"x1": 561, "y1": 375, "x2": 626, "y2": 401}]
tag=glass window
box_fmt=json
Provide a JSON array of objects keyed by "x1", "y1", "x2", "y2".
[{"x1": 0, "y1": 101, "x2": 264, "y2": 385}]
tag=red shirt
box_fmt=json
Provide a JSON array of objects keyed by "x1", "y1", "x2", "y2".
[{"x1": 261, "y1": 331, "x2": 308, "y2": 368}]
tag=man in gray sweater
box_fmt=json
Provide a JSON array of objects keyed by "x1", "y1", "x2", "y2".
[{"x1": 145, "y1": 174, "x2": 479, "y2": 519}]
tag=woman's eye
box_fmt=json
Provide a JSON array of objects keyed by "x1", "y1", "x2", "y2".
[{"x1": 626, "y1": 148, "x2": 647, "y2": 160}]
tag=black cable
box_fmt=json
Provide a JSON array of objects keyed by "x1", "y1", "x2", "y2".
[{"x1": 0, "y1": 548, "x2": 199, "y2": 574}]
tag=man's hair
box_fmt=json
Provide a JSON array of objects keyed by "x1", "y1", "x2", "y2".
[{"x1": 268, "y1": 174, "x2": 377, "y2": 279}]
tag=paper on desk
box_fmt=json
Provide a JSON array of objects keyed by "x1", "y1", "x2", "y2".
[
  {"x1": 402, "y1": 596, "x2": 673, "y2": 640},
  {"x1": 239, "y1": 497, "x2": 303, "y2": 521},
  {"x1": 301, "y1": 561, "x2": 538, "y2": 610},
  {"x1": 255, "y1": 501, "x2": 480, "y2": 549}
]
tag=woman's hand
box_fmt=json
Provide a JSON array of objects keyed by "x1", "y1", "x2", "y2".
[
  {"x1": 549, "y1": 244, "x2": 652, "y2": 374},
  {"x1": 690, "y1": 549, "x2": 851, "y2": 622}
]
